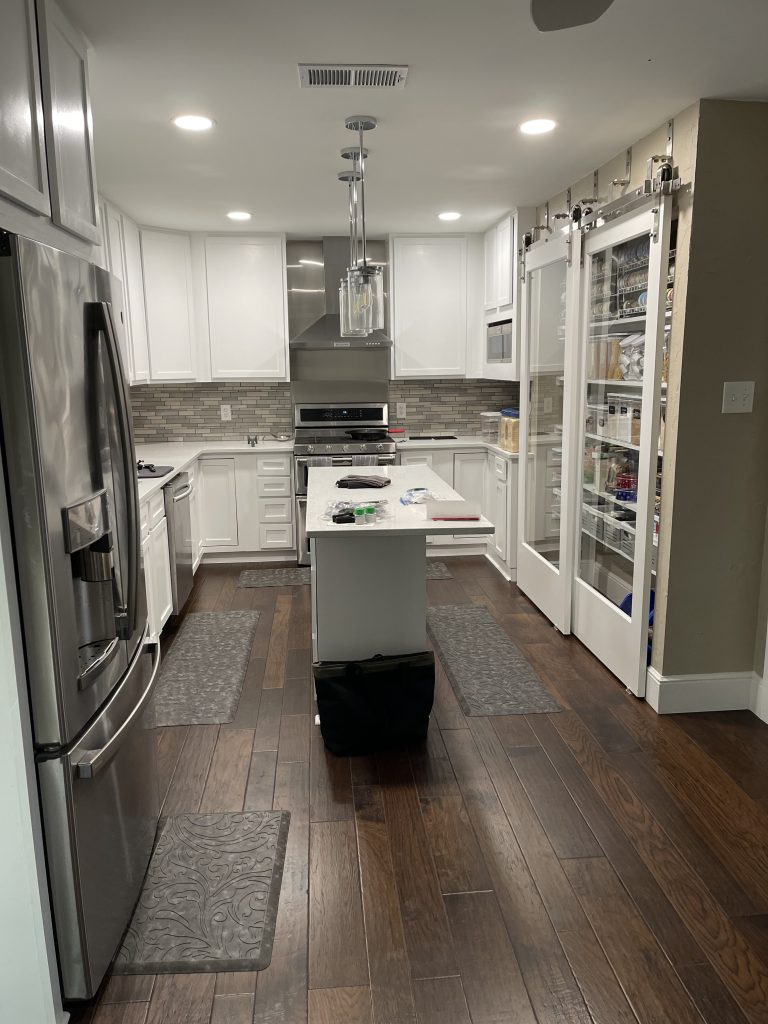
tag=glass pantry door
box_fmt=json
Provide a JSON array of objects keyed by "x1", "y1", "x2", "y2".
[
  {"x1": 571, "y1": 196, "x2": 673, "y2": 696},
  {"x1": 518, "y1": 232, "x2": 580, "y2": 633}
]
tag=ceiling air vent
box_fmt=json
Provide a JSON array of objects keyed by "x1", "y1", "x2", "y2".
[{"x1": 298, "y1": 64, "x2": 408, "y2": 89}]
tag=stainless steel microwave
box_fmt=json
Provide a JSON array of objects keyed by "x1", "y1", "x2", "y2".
[{"x1": 487, "y1": 319, "x2": 513, "y2": 363}]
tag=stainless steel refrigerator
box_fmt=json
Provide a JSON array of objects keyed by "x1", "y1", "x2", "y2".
[{"x1": 0, "y1": 232, "x2": 161, "y2": 1000}]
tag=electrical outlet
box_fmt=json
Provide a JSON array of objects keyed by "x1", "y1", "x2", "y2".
[
  {"x1": 220, "y1": 403, "x2": 232, "y2": 422},
  {"x1": 722, "y1": 381, "x2": 755, "y2": 414},
  {"x1": 396, "y1": 402, "x2": 406, "y2": 419}
]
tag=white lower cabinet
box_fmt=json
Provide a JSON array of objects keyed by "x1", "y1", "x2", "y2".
[
  {"x1": 488, "y1": 474, "x2": 509, "y2": 562},
  {"x1": 188, "y1": 463, "x2": 203, "y2": 572},
  {"x1": 141, "y1": 504, "x2": 173, "y2": 640},
  {"x1": 259, "y1": 524, "x2": 293, "y2": 549},
  {"x1": 199, "y1": 457, "x2": 239, "y2": 547},
  {"x1": 453, "y1": 451, "x2": 486, "y2": 545}
]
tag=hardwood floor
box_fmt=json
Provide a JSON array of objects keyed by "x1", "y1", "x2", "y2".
[{"x1": 75, "y1": 557, "x2": 768, "y2": 1024}]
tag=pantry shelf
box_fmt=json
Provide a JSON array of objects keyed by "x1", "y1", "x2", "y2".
[
  {"x1": 583, "y1": 483, "x2": 637, "y2": 510},
  {"x1": 585, "y1": 431, "x2": 641, "y2": 452},
  {"x1": 581, "y1": 527, "x2": 634, "y2": 563}
]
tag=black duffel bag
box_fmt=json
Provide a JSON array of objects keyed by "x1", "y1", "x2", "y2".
[{"x1": 313, "y1": 651, "x2": 435, "y2": 756}]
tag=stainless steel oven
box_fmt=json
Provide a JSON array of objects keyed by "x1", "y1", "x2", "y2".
[{"x1": 487, "y1": 319, "x2": 514, "y2": 363}]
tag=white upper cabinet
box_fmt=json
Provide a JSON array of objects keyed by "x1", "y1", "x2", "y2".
[
  {"x1": 0, "y1": 0, "x2": 50, "y2": 215},
  {"x1": 121, "y1": 216, "x2": 150, "y2": 382},
  {"x1": 392, "y1": 236, "x2": 467, "y2": 378},
  {"x1": 37, "y1": 0, "x2": 100, "y2": 243},
  {"x1": 484, "y1": 214, "x2": 515, "y2": 311},
  {"x1": 205, "y1": 236, "x2": 288, "y2": 380},
  {"x1": 102, "y1": 201, "x2": 134, "y2": 379},
  {"x1": 141, "y1": 229, "x2": 197, "y2": 380}
]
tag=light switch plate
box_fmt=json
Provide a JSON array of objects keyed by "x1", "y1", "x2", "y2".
[
  {"x1": 722, "y1": 381, "x2": 755, "y2": 414},
  {"x1": 220, "y1": 403, "x2": 232, "y2": 422},
  {"x1": 396, "y1": 402, "x2": 406, "y2": 419}
]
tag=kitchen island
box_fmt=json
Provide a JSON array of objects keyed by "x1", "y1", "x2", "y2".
[{"x1": 306, "y1": 464, "x2": 494, "y2": 662}]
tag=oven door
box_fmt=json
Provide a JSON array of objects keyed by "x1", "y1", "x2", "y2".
[
  {"x1": 296, "y1": 496, "x2": 310, "y2": 566},
  {"x1": 295, "y1": 455, "x2": 357, "y2": 494}
]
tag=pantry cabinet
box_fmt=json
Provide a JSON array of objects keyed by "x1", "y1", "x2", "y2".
[
  {"x1": 141, "y1": 229, "x2": 198, "y2": 380},
  {"x1": 391, "y1": 236, "x2": 467, "y2": 378},
  {"x1": 100, "y1": 200, "x2": 150, "y2": 384},
  {"x1": 0, "y1": 0, "x2": 50, "y2": 215},
  {"x1": 37, "y1": 0, "x2": 100, "y2": 243},
  {"x1": 205, "y1": 236, "x2": 288, "y2": 380}
]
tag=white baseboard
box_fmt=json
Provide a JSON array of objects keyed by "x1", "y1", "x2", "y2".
[
  {"x1": 484, "y1": 550, "x2": 516, "y2": 582},
  {"x1": 646, "y1": 665, "x2": 767, "y2": 723},
  {"x1": 201, "y1": 551, "x2": 298, "y2": 564}
]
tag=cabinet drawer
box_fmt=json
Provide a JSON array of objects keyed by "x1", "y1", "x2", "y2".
[
  {"x1": 492, "y1": 455, "x2": 508, "y2": 481},
  {"x1": 259, "y1": 524, "x2": 294, "y2": 549},
  {"x1": 147, "y1": 491, "x2": 165, "y2": 530},
  {"x1": 258, "y1": 497, "x2": 292, "y2": 524},
  {"x1": 139, "y1": 501, "x2": 149, "y2": 541},
  {"x1": 256, "y1": 454, "x2": 291, "y2": 477},
  {"x1": 257, "y1": 476, "x2": 291, "y2": 498}
]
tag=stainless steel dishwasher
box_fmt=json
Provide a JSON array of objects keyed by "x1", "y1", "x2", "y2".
[{"x1": 163, "y1": 471, "x2": 194, "y2": 614}]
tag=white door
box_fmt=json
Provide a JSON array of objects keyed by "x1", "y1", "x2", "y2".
[
  {"x1": 517, "y1": 231, "x2": 580, "y2": 633},
  {"x1": 571, "y1": 197, "x2": 672, "y2": 696},
  {"x1": 141, "y1": 230, "x2": 197, "y2": 380},
  {"x1": 37, "y1": 0, "x2": 100, "y2": 242},
  {"x1": 199, "y1": 458, "x2": 239, "y2": 546},
  {"x1": 392, "y1": 237, "x2": 467, "y2": 377},
  {"x1": 0, "y1": 0, "x2": 50, "y2": 215},
  {"x1": 122, "y1": 215, "x2": 150, "y2": 382},
  {"x1": 205, "y1": 235, "x2": 288, "y2": 379},
  {"x1": 490, "y1": 474, "x2": 509, "y2": 561}
]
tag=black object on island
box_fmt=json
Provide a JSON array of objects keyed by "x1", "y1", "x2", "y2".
[{"x1": 335, "y1": 475, "x2": 393, "y2": 489}]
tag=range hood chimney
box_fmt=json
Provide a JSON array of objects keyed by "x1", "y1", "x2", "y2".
[{"x1": 288, "y1": 236, "x2": 391, "y2": 350}]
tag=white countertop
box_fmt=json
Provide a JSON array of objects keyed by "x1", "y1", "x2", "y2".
[
  {"x1": 306, "y1": 464, "x2": 495, "y2": 538},
  {"x1": 397, "y1": 434, "x2": 519, "y2": 459},
  {"x1": 135, "y1": 439, "x2": 294, "y2": 502}
]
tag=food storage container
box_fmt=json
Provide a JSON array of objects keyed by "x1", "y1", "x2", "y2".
[
  {"x1": 499, "y1": 408, "x2": 520, "y2": 453},
  {"x1": 480, "y1": 411, "x2": 502, "y2": 443}
]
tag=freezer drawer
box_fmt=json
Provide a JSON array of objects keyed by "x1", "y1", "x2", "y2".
[{"x1": 39, "y1": 638, "x2": 161, "y2": 1000}]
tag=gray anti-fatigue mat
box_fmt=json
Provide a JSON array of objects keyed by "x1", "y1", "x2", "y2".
[
  {"x1": 238, "y1": 561, "x2": 453, "y2": 587},
  {"x1": 114, "y1": 811, "x2": 290, "y2": 974},
  {"x1": 148, "y1": 611, "x2": 259, "y2": 726},
  {"x1": 427, "y1": 604, "x2": 561, "y2": 715}
]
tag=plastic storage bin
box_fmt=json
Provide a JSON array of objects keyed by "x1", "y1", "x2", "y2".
[
  {"x1": 499, "y1": 408, "x2": 520, "y2": 453},
  {"x1": 480, "y1": 411, "x2": 502, "y2": 443}
]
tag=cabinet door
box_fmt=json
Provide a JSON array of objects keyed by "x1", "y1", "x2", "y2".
[
  {"x1": 102, "y1": 202, "x2": 135, "y2": 380},
  {"x1": 199, "y1": 458, "x2": 238, "y2": 546},
  {"x1": 492, "y1": 477, "x2": 509, "y2": 561},
  {"x1": 141, "y1": 532, "x2": 157, "y2": 640},
  {"x1": 483, "y1": 227, "x2": 497, "y2": 309},
  {"x1": 0, "y1": 0, "x2": 50, "y2": 215},
  {"x1": 122, "y1": 215, "x2": 150, "y2": 382},
  {"x1": 148, "y1": 518, "x2": 173, "y2": 633},
  {"x1": 496, "y1": 217, "x2": 513, "y2": 307},
  {"x1": 453, "y1": 450, "x2": 487, "y2": 545},
  {"x1": 141, "y1": 230, "x2": 197, "y2": 380},
  {"x1": 37, "y1": 0, "x2": 100, "y2": 242},
  {"x1": 205, "y1": 236, "x2": 288, "y2": 380},
  {"x1": 400, "y1": 450, "x2": 453, "y2": 486},
  {"x1": 392, "y1": 237, "x2": 467, "y2": 377}
]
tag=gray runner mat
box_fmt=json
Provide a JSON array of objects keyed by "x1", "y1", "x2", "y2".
[
  {"x1": 239, "y1": 562, "x2": 452, "y2": 587},
  {"x1": 427, "y1": 604, "x2": 561, "y2": 715},
  {"x1": 148, "y1": 611, "x2": 259, "y2": 727},
  {"x1": 239, "y1": 567, "x2": 310, "y2": 587},
  {"x1": 114, "y1": 811, "x2": 290, "y2": 975}
]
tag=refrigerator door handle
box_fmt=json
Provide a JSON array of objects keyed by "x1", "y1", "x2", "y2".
[
  {"x1": 86, "y1": 301, "x2": 140, "y2": 640},
  {"x1": 74, "y1": 641, "x2": 160, "y2": 780}
]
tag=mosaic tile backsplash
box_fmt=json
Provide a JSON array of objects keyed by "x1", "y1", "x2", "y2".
[{"x1": 130, "y1": 380, "x2": 520, "y2": 442}]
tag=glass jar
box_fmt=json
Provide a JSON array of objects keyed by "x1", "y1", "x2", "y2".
[{"x1": 480, "y1": 411, "x2": 502, "y2": 443}]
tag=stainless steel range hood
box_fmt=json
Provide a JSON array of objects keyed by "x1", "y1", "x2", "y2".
[{"x1": 288, "y1": 236, "x2": 391, "y2": 350}]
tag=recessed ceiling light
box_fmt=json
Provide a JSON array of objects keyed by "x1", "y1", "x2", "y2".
[
  {"x1": 226, "y1": 211, "x2": 251, "y2": 221},
  {"x1": 172, "y1": 114, "x2": 214, "y2": 131},
  {"x1": 438, "y1": 211, "x2": 461, "y2": 221},
  {"x1": 520, "y1": 118, "x2": 556, "y2": 135}
]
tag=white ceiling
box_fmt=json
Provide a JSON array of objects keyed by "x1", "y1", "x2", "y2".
[{"x1": 64, "y1": 0, "x2": 768, "y2": 235}]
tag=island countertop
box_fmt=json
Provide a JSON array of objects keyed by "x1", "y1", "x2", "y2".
[{"x1": 306, "y1": 464, "x2": 495, "y2": 539}]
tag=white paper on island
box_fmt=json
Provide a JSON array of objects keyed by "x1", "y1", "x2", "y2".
[{"x1": 425, "y1": 499, "x2": 481, "y2": 521}]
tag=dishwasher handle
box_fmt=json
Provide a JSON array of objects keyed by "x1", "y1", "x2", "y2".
[{"x1": 172, "y1": 484, "x2": 193, "y2": 503}]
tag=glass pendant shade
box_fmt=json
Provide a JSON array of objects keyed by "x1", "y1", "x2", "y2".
[
  {"x1": 367, "y1": 265, "x2": 384, "y2": 330},
  {"x1": 339, "y1": 273, "x2": 369, "y2": 336}
]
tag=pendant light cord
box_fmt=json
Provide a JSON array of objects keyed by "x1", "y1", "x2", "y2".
[{"x1": 359, "y1": 124, "x2": 367, "y2": 268}]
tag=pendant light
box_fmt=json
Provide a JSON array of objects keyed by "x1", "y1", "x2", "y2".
[{"x1": 337, "y1": 115, "x2": 384, "y2": 336}]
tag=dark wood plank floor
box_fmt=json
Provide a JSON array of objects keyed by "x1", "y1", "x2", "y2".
[{"x1": 75, "y1": 557, "x2": 768, "y2": 1024}]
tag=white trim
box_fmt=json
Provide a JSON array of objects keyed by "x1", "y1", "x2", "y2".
[
  {"x1": 485, "y1": 549, "x2": 516, "y2": 581},
  {"x1": 646, "y1": 666, "x2": 763, "y2": 719}
]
